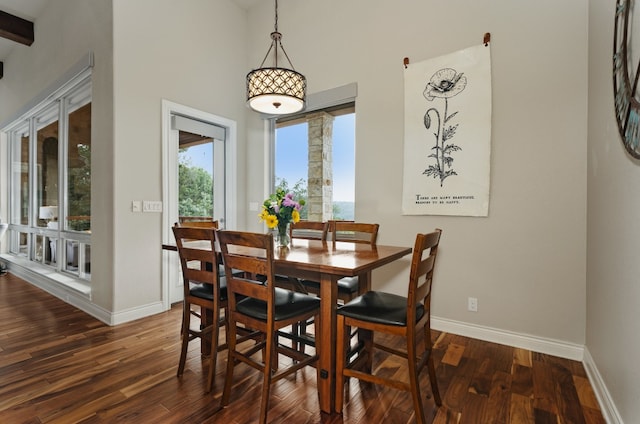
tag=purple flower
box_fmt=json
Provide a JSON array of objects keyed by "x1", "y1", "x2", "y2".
[{"x1": 282, "y1": 196, "x2": 297, "y2": 208}]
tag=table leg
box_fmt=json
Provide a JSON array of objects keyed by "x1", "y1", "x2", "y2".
[
  {"x1": 358, "y1": 270, "x2": 373, "y2": 294},
  {"x1": 318, "y1": 273, "x2": 338, "y2": 414}
]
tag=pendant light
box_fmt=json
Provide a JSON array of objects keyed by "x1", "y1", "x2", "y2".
[{"x1": 246, "y1": 0, "x2": 306, "y2": 115}]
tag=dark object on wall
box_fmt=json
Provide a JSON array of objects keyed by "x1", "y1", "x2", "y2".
[{"x1": 613, "y1": 0, "x2": 640, "y2": 159}]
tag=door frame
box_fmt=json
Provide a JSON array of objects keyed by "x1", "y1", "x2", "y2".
[{"x1": 161, "y1": 99, "x2": 237, "y2": 309}]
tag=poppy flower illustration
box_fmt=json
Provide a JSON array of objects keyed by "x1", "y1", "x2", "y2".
[
  {"x1": 424, "y1": 68, "x2": 467, "y2": 100},
  {"x1": 423, "y1": 68, "x2": 467, "y2": 186}
]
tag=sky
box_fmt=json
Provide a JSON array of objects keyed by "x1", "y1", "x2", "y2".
[
  {"x1": 182, "y1": 113, "x2": 356, "y2": 202},
  {"x1": 276, "y1": 113, "x2": 355, "y2": 201}
]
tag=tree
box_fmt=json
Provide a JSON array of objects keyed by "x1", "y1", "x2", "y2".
[
  {"x1": 68, "y1": 143, "x2": 91, "y2": 231},
  {"x1": 179, "y1": 152, "x2": 213, "y2": 217},
  {"x1": 275, "y1": 177, "x2": 308, "y2": 219}
]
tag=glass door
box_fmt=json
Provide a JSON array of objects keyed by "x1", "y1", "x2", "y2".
[{"x1": 166, "y1": 114, "x2": 226, "y2": 304}]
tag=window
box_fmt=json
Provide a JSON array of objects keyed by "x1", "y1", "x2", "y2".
[
  {"x1": 4, "y1": 73, "x2": 92, "y2": 283},
  {"x1": 178, "y1": 138, "x2": 214, "y2": 220},
  {"x1": 171, "y1": 113, "x2": 227, "y2": 226},
  {"x1": 275, "y1": 104, "x2": 355, "y2": 221}
]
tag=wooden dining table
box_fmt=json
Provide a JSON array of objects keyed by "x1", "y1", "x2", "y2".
[
  {"x1": 272, "y1": 238, "x2": 412, "y2": 414},
  {"x1": 163, "y1": 236, "x2": 412, "y2": 414}
]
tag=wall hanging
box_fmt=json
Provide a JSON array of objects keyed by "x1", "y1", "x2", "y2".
[{"x1": 402, "y1": 35, "x2": 492, "y2": 216}]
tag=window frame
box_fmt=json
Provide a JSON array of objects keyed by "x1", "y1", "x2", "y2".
[
  {"x1": 2, "y1": 69, "x2": 92, "y2": 284},
  {"x1": 273, "y1": 100, "x2": 356, "y2": 221}
]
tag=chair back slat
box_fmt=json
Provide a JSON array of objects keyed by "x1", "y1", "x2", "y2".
[
  {"x1": 218, "y1": 230, "x2": 275, "y2": 305},
  {"x1": 179, "y1": 216, "x2": 219, "y2": 226},
  {"x1": 172, "y1": 225, "x2": 220, "y2": 297},
  {"x1": 290, "y1": 220, "x2": 328, "y2": 241},
  {"x1": 414, "y1": 255, "x2": 435, "y2": 301},
  {"x1": 328, "y1": 220, "x2": 379, "y2": 245},
  {"x1": 407, "y1": 229, "x2": 442, "y2": 323}
]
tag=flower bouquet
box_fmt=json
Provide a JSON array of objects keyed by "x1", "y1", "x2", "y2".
[{"x1": 259, "y1": 188, "x2": 305, "y2": 247}]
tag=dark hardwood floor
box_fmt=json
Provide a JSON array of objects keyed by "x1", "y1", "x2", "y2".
[{"x1": 0, "y1": 273, "x2": 604, "y2": 423}]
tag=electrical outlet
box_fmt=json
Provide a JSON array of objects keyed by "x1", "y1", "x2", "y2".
[{"x1": 468, "y1": 297, "x2": 478, "y2": 312}]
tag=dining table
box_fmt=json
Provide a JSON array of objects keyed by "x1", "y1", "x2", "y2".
[{"x1": 163, "y1": 235, "x2": 412, "y2": 414}]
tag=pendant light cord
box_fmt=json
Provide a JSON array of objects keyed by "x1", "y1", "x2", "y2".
[
  {"x1": 274, "y1": 0, "x2": 279, "y2": 33},
  {"x1": 256, "y1": 0, "x2": 297, "y2": 71}
]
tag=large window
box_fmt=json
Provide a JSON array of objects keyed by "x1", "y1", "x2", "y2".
[
  {"x1": 275, "y1": 105, "x2": 355, "y2": 221},
  {"x1": 4, "y1": 74, "x2": 92, "y2": 283}
]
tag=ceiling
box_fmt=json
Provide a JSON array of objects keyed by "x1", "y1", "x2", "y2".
[
  {"x1": 0, "y1": 0, "x2": 49, "y2": 64},
  {"x1": 0, "y1": 0, "x2": 259, "y2": 66}
]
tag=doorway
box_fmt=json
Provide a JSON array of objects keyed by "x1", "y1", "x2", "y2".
[{"x1": 161, "y1": 100, "x2": 237, "y2": 308}]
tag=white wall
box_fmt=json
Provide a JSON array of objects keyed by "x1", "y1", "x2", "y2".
[
  {"x1": 587, "y1": 1, "x2": 640, "y2": 422},
  {"x1": 0, "y1": 0, "x2": 115, "y2": 312},
  {"x1": 111, "y1": 0, "x2": 248, "y2": 314},
  {"x1": 0, "y1": 0, "x2": 249, "y2": 321},
  {"x1": 246, "y1": 0, "x2": 588, "y2": 345}
]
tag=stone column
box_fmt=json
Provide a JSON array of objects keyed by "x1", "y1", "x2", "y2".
[{"x1": 306, "y1": 112, "x2": 334, "y2": 222}]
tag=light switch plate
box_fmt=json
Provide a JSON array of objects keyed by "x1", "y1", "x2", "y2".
[{"x1": 143, "y1": 200, "x2": 162, "y2": 212}]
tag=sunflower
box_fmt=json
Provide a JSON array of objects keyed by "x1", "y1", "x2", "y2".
[{"x1": 265, "y1": 214, "x2": 279, "y2": 229}]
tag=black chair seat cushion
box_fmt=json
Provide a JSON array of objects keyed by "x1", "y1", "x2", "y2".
[
  {"x1": 337, "y1": 291, "x2": 424, "y2": 326},
  {"x1": 236, "y1": 287, "x2": 320, "y2": 322},
  {"x1": 301, "y1": 276, "x2": 359, "y2": 295},
  {"x1": 189, "y1": 276, "x2": 227, "y2": 301}
]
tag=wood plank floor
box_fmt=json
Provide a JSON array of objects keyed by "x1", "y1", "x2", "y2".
[{"x1": 0, "y1": 273, "x2": 604, "y2": 423}]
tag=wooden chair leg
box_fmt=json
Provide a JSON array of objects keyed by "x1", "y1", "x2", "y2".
[
  {"x1": 423, "y1": 324, "x2": 442, "y2": 406},
  {"x1": 221, "y1": 319, "x2": 238, "y2": 408},
  {"x1": 291, "y1": 323, "x2": 300, "y2": 352},
  {"x1": 362, "y1": 328, "x2": 374, "y2": 373},
  {"x1": 428, "y1": 354, "x2": 442, "y2": 406},
  {"x1": 259, "y1": 332, "x2": 275, "y2": 424},
  {"x1": 177, "y1": 303, "x2": 191, "y2": 377},
  {"x1": 335, "y1": 314, "x2": 347, "y2": 413},
  {"x1": 206, "y1": 307, "x2": 220, "y2": 393},
  {"x1": 407, "y1": 336, "x2": 426, "y2": 424}
]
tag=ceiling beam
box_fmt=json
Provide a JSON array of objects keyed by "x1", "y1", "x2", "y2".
[{"x1": 0, "y1": 10, "x2": 34, "y2": 46}]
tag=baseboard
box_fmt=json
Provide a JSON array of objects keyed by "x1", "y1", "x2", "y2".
[
  {"x1": 431, "y1": 316, "x2": 584, "y2": 361},
  {"x1": 110, "y1": 302, "x2": 166, "y2": 325},
  {"x1": 4, "y1": 258, "x2": 166, "y2": 326},
  {"x1": 583, "y1": 348, "x2": 623, "y2": 424}
]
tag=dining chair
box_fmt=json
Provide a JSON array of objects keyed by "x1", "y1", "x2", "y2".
[
  {"x1": 283, "y1": 220, "x2": 329, "y2": 351},
  {"x1": 278, "y1": 219, "x2": 328, "y2": 293},
  {"x1": 335, "y1": 229, "x2": 443, "y2": 424},
  {"x1": 302, "y1": 220, "x2": 380, "y2": 302},
  {"x1": 272, "y1": 220, "x2": 328, "y2": 294},
  {"x1": 217, "y1": 230, "x2": 321, "y2": 424},
  {"x1": 172, "y1": 225, "x2": 226, "y2": 393}
]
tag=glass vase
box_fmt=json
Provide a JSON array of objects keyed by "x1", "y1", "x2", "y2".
[{"x1": 276, "y1": 221, "x2": 290, "y2": 248}]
